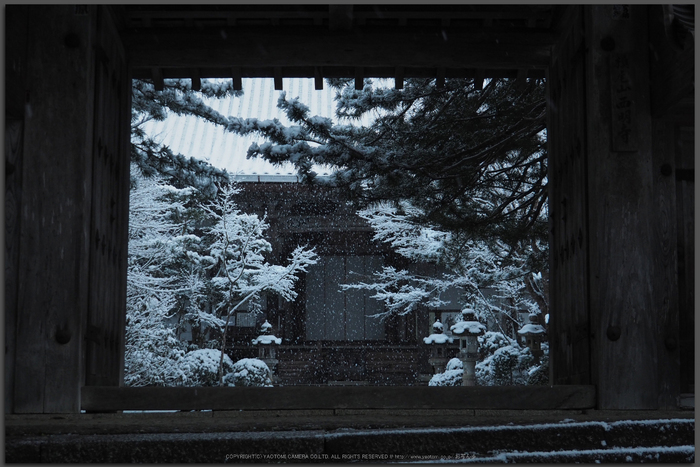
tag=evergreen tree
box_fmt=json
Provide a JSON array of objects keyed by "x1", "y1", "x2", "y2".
[
  {"x1": 223, "y1": 77, "x2": 548, "y2": 260},
  {"x1": 343, "y1": 201, "x2": 547, "y2": 337},
  {"x1": 126, "y1": 163, "x2": 317, "y2": 386},
  {"x1": 125, "y1": 166, "x2": 195, "y2": 386},
  {"x1": 131, "y1": 79, "x2": 239, "y2": 197},
  {"x1": 131, "y1": 77, "x2": 548, "y2": 258}
]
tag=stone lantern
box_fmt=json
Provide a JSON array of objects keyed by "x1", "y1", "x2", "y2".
[
  {"x1": 517, "y1": 313, "x2": 546, "y2": 362},
  {"x1": 251, "y1": 320, "x2": 282, "y2": 381},
  {"x1": 423, "y1": 318, "x2": 454, "y2": 374},
  {"x1": 450, "y1": 309, "x2": 486, "y2": 386}
]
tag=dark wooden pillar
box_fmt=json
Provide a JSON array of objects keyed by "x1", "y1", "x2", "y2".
[
  {"x1": 84, "y1": 6, "x2": 131, "y2": 389},
  {"x1": 584, "y1": 5, "x2": 661, "y2": 409},
  {"x1": 5, "y1": 6, "x2": 30, "y2": 413},
  {"x1": 547, "y1": 6, "x2": 591, "y2": 388},
  {"x1": 549, "y1": 5, "x2": 688, "y2": 409},
  {"x1": 647, "y1": 4, "x2": 694, "y2": 407},
  {"x1": 9, "y1": 5, "x2": 97, "y2": 413},
  {"x1": 6, "y1": 5, "x2": 130, "y2": 413}
]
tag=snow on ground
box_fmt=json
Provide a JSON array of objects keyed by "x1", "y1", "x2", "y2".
[
  {"x1": 323, "y1": 418, "x2": 695, "y2": 439},
  {"x1": 401, "y1": 445, "x2": 695, "y2": 463}
]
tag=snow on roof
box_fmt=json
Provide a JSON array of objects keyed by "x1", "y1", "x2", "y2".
[{"x1": 141, "y1": 78, "x2": 378, "y2": 182}]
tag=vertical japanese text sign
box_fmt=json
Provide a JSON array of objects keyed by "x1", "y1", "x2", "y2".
[{"x1": 609, "y1": 53, "x2": 638, "y2": 152}]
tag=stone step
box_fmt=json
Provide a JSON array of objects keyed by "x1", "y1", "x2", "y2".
[{"x1": 6, "y1": 417, "x2": 694, "y2": 463}]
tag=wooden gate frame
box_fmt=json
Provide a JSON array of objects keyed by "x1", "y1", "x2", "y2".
[{"x1": 5, "y1": 5, "x2": 692, "y2": 413}]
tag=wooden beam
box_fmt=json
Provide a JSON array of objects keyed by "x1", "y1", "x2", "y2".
[
  {"x1": 131, "y1": 66, "x2": 547, "y2": 82},
  {"x1": 231, "y1": 66, "x2": 242, "y2": 91},
  {"x1": 274, "y1": 66, "x2": 283, "y2": 90},
  {"x1": 355, "y1": 67, "x2": 364, "y2": 90},
  {"x1": 123, "y1": 27, "x2": 554, "y2": 70},
  {"x1": 151, "y1": 67, "x2": 164, "y2": 91},
  {"x1": 81, "y1": 386, "x2": 596, "y2": 412},
  {"x1": 395, "y1": 66, "x2": 404, "y2": 89},
  {"x1": 329, "y1": 5, "x2": 353, "y2": 30},
  {"x1": 314, "y1": 66, "x2": 323, "y2": 90}
]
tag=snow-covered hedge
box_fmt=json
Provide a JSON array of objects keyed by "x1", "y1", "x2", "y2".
[
  {"x1": 429, "y1": 369, "x2": 463, "y2": 387},
  {"x1": 181, "y1": 349, "x2": 234, "y2": 386},
  {"x1": 223, "y1": 358, "x2": 273, "y2": 387},
  {"x1": 428, "y1": 358, "x2": 464, "y2": 386}
]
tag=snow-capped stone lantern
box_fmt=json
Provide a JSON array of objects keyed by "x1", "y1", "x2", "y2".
[
  {"x1": 450, "y1": 308, "x2": 486, "y2": 386},
  {"x1": 517, "y1": 314, "x2": 546, "y2": 362},
  {"x1": 423, "y1": 318, "x2": 454, "y2": 374},
  {"x1": 251, "y1": 320, "x2": 282, "y2": 380}
]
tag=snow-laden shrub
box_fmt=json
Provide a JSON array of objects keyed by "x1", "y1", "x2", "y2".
[
  {"x1": 182, "y1": 349, "x2": 234, "y2": 386},
  {"x1": 475, "y1": 356, "x2": 491, "y2": 385},
  {"x1": 428, "y1": 358, "x2": 463, "y2": 386},
  {"x1": 491, "y1": 346, "x2": 521, "y2": 385},
  {"x1": 429, "y1": 369, "x2": 463, "y2": 387},
  {"x1": 478, "y1": 331, "x2": 516, "y2": 356},
  {"x1": 223, "y1": 358, "x2": 273, "y2": 387},
  {"x1": 475, "y1": 343, "x2": 537, "y2": 386},
  {"x1": 527, "y1": 355, "x2": 549, "y2": 385}
]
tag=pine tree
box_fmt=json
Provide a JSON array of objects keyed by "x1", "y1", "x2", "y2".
[
  {"x1": 219, "y1": 77, "x2": 548, "y2": 256},
  {"x1": 131, "y1": 79, "x2": 238, "y2": 197},
  {"x1": 343, "y1": 201, "x2": 547, "y2": 337}
]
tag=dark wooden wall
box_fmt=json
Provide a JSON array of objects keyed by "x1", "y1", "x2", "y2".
[
  {"x1": 548, "y1": 5, "x2": 693, "y2": 409},
  {"x1": 7, "y1": 5, "x2": 97, "y2": 413},
  {"x1": 5, "y1": 5, "x2": 130, "y2": 413}
]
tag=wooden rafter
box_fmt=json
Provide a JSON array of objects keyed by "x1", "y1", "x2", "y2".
[
  {"x1": 314, "y1": 66, "x2": 323, "y2": 90},
  {"x1": 231, "y1": 66, "x2": 242, "y2": 91},
  {"x1": 474, "y1": 68, "x2": 485, "y2": 90},
  {"x1": 395, "y1": 66, "x2": 404, "y2": 90},
  {"x1": 190, "y1": 68, "x2": 201, "y2": 91}
]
